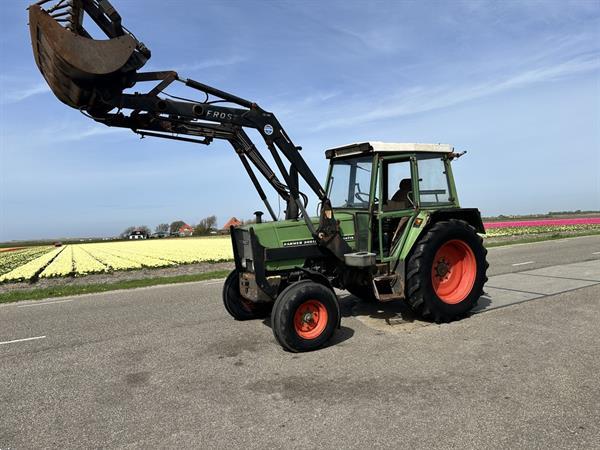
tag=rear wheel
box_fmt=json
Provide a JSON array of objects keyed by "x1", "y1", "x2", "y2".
[
  {"x1": 271, "y1": 280, "x2": 340, "y2": 352},
  {"x1": 222, "y1": 270, "x2": 271, "y2": 320},
  {"x1": 405, "y1": 219, "x2": 488, "y2": 322}
]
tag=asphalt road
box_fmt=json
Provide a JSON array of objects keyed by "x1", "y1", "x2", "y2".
[
  {"x1": 1, "y1": 236, "x2": 599, "y2": 449},
  {"x1": 486, "y1": 234, "x2": 600, "y2": 276}
]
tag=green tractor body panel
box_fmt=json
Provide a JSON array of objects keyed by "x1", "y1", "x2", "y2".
[
  {"x1": 392, "y1": 210, "x2": 430, "y2": 262},
  {"x1": 242, "y1": 212, "x2": 356, "y2": 271}
]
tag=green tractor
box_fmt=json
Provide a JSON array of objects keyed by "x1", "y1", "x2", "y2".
[
  {"x1": 226, "y1": 142, "x2": 488, "y2": 351},
  {"x1": 28, "y1": 0, "x2": 488, "y2": 352}
]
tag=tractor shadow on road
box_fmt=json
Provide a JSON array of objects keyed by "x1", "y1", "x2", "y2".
[
  {"x1": 341, "y1": 293, "x2": 493, "y2": 332},
  {"x1": 260, "y1": 319, "x2": 355, "y2": 348},
  {"x1": 341, "y1": 294, "x2": 428, "y2": 325},
  {"x1": 473, "y1": 292, "x2": 492, "y2": 312},
  {"x1": 324, "y1": 325, "x2": 355, "y2": 347},
  {"x1": 259, "y1": 292, "x2": 443, "y2": 346}
]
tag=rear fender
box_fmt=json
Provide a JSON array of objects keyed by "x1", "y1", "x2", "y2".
[
  {"x1": 429, "y1": 208, "x2": 485, "y2": 234},
  {"x1": 397, "y1": 208, "x2": 484, "y2": 263}
]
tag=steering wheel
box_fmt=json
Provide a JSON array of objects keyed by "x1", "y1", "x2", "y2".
[
  {"x1": 355, "y1": 192, "x2": 378, "y2": 203},
  {"x1": 354, "y1": 192, "x2": 368, "y2": 202}
]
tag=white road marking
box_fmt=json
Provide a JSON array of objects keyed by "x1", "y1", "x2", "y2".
[
  {"x1": 592, "y1": 251, "x2": 600, "y2": 255},
  {"x1": 512, "y1": 261, "x2": 534, "y2": 267},
  {"x1": 0, "y1": 335, "x2": 46, "y2": 346},
  {"x1": 17, "y1": 299, "x2": 74, "y2": 308}
]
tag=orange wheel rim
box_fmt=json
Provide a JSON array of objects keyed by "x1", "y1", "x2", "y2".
[
  {"x1": 293, "y1": 300, "x2": 328, "y2": 339},
  {"x1": 431, "y1": 239, "x2": 477, "y2": 304}
]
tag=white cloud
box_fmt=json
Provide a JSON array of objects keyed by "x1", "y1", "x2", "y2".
[
  {"x1": 176, "y1": 55, "x2": 247, "y2": 72},
  {"x1": 50, "y1": 126, "x2": 126, "y2": 143},
  {"x1": 143, "y1": 55, "x2": 248, "y2": 75},
  {"x1": 0, "y1": 82, "x2": 49, "y2": 104},
  {"x1": 312, "y1": 52, "x2": 600, "y2": 131},
  {"x1": 3, "y1": 122, "x2": 128, "y2": 148}
]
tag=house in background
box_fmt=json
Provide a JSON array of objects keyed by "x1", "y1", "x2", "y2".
[
  {"x1": 128, "y1": 229, "x2": 148, "y2": 240},
  {"x1": 221, "y1": 217, "x2": 242, "y2": 233},
  {"x1": 178, "y1": 224, "x2": 194, "y2": 237}
]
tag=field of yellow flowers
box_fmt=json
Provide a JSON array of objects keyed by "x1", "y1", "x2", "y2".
[
  {"x1": 2, "y1": 219, "x2": 599, "y2": 283},
  {"x1": 0, "y1": 237, "x2": 233, "y2": 283}
]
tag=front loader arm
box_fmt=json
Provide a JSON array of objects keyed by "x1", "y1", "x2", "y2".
[{"x1": 28, "y1": 0, "x2": 351, "y2": 260}]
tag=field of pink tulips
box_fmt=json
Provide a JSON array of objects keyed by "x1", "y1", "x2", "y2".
[{"x1": 483, "y1": 217, "x2": 600, "y2": 237}]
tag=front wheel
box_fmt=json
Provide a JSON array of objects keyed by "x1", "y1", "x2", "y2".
[
  {"x1": 271, "y1": 280, "x2": 340, "y2": 352},
  {"x1": 405, "y1": 219, "x2": 488, "y2": 323},
  {"x1": 222, "y1": 270, "x2": 271, "y2": 320}
]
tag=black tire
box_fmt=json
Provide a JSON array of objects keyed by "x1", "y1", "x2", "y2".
[
  {"x1": 222, "y1": 270, "x2": 271, "y2": 320},
  {"x1": 405, "y1": 219, "x2": 488, "y2": 323},
  {"x1": 271, "y1": 280, "x2": 340, "y2": 352},
  {"x1": 346, "y1": 284, "x2": 377, "y2": 303}
]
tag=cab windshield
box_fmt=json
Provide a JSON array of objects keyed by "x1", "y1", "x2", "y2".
[{"x1": 327, "y1": 156, "x2": 372, "y2": 208}]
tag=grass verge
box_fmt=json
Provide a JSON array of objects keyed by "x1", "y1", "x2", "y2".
[
  {"x1": 0, "y1": 269, "x2": 230, "y2": 304},
  {"x1": 484, "y1": 230, "x2": 600, "y2": 248}
]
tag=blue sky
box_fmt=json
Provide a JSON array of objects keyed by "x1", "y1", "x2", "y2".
[{"x1": 1, "y1": 0, "x2": 599, "y2": 241}]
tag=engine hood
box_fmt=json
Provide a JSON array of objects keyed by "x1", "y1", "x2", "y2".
[{"x1": 241, "y1": 212, "x2": 356, "y2": 251}]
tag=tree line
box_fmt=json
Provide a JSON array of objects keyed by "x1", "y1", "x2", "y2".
[{"x1": 120, "y1": 215, "x2": 217, "y2": 239}]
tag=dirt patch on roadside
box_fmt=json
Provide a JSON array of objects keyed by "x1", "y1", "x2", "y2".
[{"x1": 0, "y1": 261, "x2": 234, "y2": 293}]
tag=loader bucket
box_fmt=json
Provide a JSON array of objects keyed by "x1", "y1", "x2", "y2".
[{"x1": 28, "y1": 2, "x2": 148, "y2": 113}]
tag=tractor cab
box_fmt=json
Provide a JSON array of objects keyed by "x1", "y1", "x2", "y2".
[{"x1": 324, "y1": 142, "x2": 460, "y2": 260}]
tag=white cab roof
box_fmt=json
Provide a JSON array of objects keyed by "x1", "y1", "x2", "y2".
[{"x1": 325, "y1": 141, "x2": 453, "y2": 158}]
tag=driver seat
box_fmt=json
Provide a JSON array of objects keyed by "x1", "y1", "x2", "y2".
[{"x1": 391, "y1": 178, "x2": 413, "y2": 208}]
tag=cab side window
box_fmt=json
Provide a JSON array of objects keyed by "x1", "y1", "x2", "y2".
[{"x1": 417, "y1": 157, "x2": 452, "y2": 205}]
